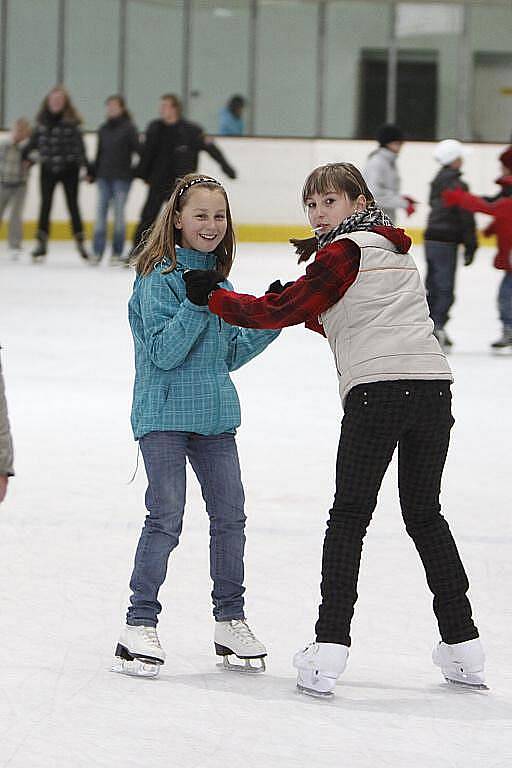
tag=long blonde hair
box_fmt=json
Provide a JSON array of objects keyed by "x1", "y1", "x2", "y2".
[{"x1": 133, "y1": 174, "x2": 235, "y2": 277}]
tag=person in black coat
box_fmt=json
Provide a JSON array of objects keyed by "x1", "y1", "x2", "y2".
[
  {"x1": 22, "y1": 86, "x2": 92, "y2": 262},
  {"x1": 132, "y1": 94, "x2": 236, "y2": 251},
  {"x1": 89, "y1": 95, "x2": 140, "y2": 264},
  {"x1": 424, "y1": 139, "x2": 477, "y2": 349}
]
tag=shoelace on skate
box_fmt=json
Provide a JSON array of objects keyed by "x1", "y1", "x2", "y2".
[
  {"x1": 228, "y1": 620, "x2": 258, "y2": 646},
  {"x1": 140, "y1": 627, "x2": 162, "y2": 649},
  {"x1": 301, "y1": 642, "x2": 318, "y2": 655}
]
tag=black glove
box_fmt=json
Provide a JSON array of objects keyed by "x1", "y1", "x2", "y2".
[
  {"x1": 463, "y1": 248, "x2": 475, "y2": 266},
  {"x1": 183, "y1": 269, "x2": 224, "y2": 306},
  {"x1": 265, "y1": 279, "x2": 294, "y2": 295},
  {"x1": 221, "y1": 162, "x2": 236, "y2": 180}
]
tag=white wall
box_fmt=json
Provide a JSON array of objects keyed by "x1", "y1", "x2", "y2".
[{"x1": 3, "y1": 133, "x2": 507, "y2": 236}]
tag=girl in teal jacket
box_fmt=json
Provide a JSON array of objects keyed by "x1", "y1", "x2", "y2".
[{"x1": 114, "y1": 174, "x2": 279, "y2": 678}]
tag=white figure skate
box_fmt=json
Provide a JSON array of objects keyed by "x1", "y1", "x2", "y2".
[
  {"x1": 293, "y1": 642, "x2": 349, "y2": 697},
  {"x1": 214, "y1": 619, "x2": 267, "y2": 673},
  {"x1": 433, "y1": 638, "x2": 488, "y2": 690},
  {"x1": 112, "y1": 624, "x2": 166, "y2": 678}
]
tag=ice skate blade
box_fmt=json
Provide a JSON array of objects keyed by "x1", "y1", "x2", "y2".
[
  {"x1": 218, "y1": 655, "x2": 266, "y2": 674},
  {"x1": 214, "y1": 642, "x2": 266, "y2": 673},
  {"x1": 115, "y1": 642, "x2": 164, "y2": 665},
  {"x1": 111, "y1": 657, "x2": 161, "y2": 678},
  {"x1": 296, "y1": 683, "x2": 334, "y2": 699},
  {"x1": 112, "y1": 643, "x2": 164, "y2": 676},
  {"x1": 444, "y1": 676, "x2": 489, "y2": 691}
]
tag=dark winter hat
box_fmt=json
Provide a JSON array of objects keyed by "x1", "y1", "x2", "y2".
[
  {"x1": 499, "y1": 146, "x2": 512, "y2": 172},
  {"x1": 228, "y1": 94, "x2": 246, "y2": 110},
  {"x1": 376, "y1": 123, "x2": 404, "y2": 147}
]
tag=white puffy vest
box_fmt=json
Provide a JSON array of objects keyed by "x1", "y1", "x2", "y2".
[{"x1": 319, "y1": 231, "x2": 453, "y2": 405}]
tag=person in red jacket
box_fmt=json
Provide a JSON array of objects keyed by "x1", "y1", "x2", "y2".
[{"x1": 443, "y1": 146, "x2": 512, "y2": 352}]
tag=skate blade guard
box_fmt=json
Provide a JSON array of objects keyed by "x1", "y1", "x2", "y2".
[
  {"x1": 215, "y1": 642, "x2": 266, "y2": 673},
  {"x1": 112, "y1": 643, "x2": 163, "y2": 678}
]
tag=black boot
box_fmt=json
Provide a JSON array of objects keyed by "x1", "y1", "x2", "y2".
[
  {"x1": 442, "y1": 331, "x2": 453, "y2": 348},
  {"x1": 491, "y1": 329, "x2": 512, "y2": 351},
  {"x1": 32, "y1": 232, "x2": 48, "y2": 263},
  {"x1": 75, "y1": 232, "x2": 91, "y2": 261}
]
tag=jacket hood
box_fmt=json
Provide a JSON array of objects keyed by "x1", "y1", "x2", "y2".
[
  {"x1": 41, "y1": 109, "x2": 63, "y2": 125},
  {"x1": 435, "y1": 166, "x2": 461, "y2": 183},
  {"x1": 373, "y1": 225, "x2": 412, "y2": 253},
  {"x1": 105, "y1": 115, "x2": 130, "y2": 128},
  {"x1": 174, "y1": 247, "x2": 217, "y2": 270},
  {"x1": 40, "y1": 109, "x2": 78, "y2": 127},
  {"x1": 370, "y1": 146, "x2": 397, "y2": 165}
]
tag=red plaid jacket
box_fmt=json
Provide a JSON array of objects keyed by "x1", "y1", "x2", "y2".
[{"x1": 208, "y1": 226, "x2": 412, "y2": 334}]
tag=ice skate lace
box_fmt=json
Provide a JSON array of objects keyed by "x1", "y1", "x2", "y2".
[
  {"x1": 140, "y1": 626, "x2": 161, "y2": 649},
  {"x1": 301, "y1": 642, "x2": 317, "y2": 655},
  {"x1": 228, "y1": 620, "x2": 258, "y2": 646}
]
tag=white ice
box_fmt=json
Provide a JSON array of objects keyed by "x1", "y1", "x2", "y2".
[{"x1": 0, "y1": 242, "x2": 511, "y2": 768}]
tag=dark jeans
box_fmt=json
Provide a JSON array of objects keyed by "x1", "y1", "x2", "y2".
[
  {"x1": 38, "y1": 165, "x2": 83, "y2": 237},
  {"x1": 425, "y1": 240, "x2": 458, "y2": 329},
  {"x1": 127, "y1": 431, "x2": 246, "y2": 627},
  {"x1": 133, "y1": 185, "x2": 170, "y2": 249},
  {"x1": 498, "y1": 272, "x2": 512, "y2": 330},
  {"x1": 315, "y1": 380, "x2": 478, "y2": 647}
]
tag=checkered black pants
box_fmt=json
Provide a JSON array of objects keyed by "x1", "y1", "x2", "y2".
[{"x1": 315, "y1": 380, "x2": 479, "y2": 647}]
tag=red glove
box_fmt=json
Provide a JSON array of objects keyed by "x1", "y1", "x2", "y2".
[
  {"x1": 442, "y1": 187, "x2": 464, "y2": 207},
  {"x1": 403, "y1": 195, "x2": 416, "y2": 216},
  {"x1": 494, "y1": 253, "x2": 512, "y2": 271}
]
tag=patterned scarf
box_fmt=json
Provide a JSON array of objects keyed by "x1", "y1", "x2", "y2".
[{"x1": 316, "y1": 204, "x2": 393, "y2": 250}]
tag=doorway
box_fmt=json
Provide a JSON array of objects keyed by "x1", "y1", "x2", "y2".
[
  {"x1": 473, "y1": 53, "x2": 512, "y2": 142},
  {"x1": 358, "y1": 50, "x2": 438, "y2": 140}
]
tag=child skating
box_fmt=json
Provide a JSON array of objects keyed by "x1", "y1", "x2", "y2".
[
  {"x1": 0, "y1": 118, "x2": 31, "y2": 258},
  {"x1": 190, "y1": 162, "x2": 485, "y2": 695},
  {"x1": 443, "y1": 145, "x2": 512, "y2": 354},
  {"x1": 424, "y1": 139, "x2": 477, "y2": 350},
  {"x1": 22, "y1": 86, "x2": 92, "y2": 262},
  {"x1": 114, "y1": 174, "x2": 280, "y2": 677}
]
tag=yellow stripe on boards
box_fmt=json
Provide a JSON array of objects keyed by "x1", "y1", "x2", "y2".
[{"x1": 0, "y1": 221, "x2": 498, "y2": 246}]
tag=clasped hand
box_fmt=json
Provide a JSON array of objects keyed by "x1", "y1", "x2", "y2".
[
  {"x1": 183, "y1": 269, "x2": 224, "y2": 305},
  {"x1": 265, "y1": 280, "x2": 294, "y2": 294}
]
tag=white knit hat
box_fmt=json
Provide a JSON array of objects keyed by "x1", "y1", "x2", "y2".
[{"x1": 433, "y1": 139, "x2": 470, "y2": 165}]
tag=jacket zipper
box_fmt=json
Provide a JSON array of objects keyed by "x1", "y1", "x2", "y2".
[{"x1": 211, "y1": 316, "x2": 222, "y2": 433}]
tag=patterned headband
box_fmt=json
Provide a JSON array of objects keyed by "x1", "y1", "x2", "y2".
[{"x1": 177, "y1": 177, "x2": 223, "y2": 197}]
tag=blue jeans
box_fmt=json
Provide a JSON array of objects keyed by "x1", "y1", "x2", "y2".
[
  {"x1": 93, "y1": 178, "x2": 131, "y2": 257},
  {"x1": 498, "y1": 272, "x2": 512, "y2": 330},
  {"x1": 126, "y1": 431, "x2": 246, "y2": 626},
  {"x1": 425, "y1": 241, "x2": 458, "y2": 329}
]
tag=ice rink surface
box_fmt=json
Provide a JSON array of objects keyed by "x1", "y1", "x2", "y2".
[{"x1": 0, "y1": 242, "x2": 511, "y2": 768}]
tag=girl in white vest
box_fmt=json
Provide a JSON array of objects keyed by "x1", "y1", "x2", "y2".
[{"x1": 203, "y1": 162, "x2": 486, "y2": 696}]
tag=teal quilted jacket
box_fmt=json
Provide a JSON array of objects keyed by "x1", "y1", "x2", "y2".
[{"x1": 129, "y1": 247, "x2": 280, "y2": 439}]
